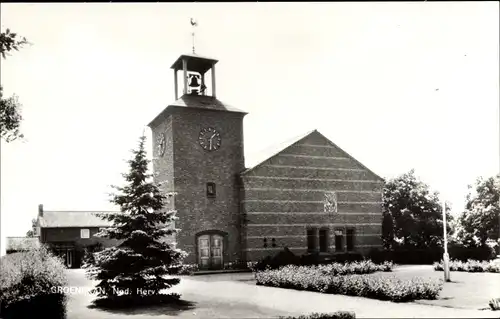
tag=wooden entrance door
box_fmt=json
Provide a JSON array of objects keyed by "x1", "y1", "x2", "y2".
[{"x1": 197, "y1": 234, "x2": 223, "y2": 269}]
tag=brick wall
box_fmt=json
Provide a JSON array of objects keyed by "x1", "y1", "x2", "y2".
[
  {"x1": 151, "y1": 112, "x2": 176, "y2": 245},
  {"x1": 42, "y1": 227, "x2": 119, "y2": 248},
  {"x1": 241, "y1": 131, "x2": 384, "y2": 261}
]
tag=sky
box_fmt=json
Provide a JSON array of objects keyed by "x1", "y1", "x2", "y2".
[{"x1": 1, "y1": 2, "x2": 499, "y2": 256}]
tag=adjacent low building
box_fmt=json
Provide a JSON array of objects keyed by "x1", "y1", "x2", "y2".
[{"x1": 35, "y1": 204, "x2": 119, "y2": 268}]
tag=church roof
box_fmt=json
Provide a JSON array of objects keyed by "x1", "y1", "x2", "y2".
[
  {"x1": 242, "y1": 129, "x2": 317, "y2": 174},
  {"x1": 170, "y1": 53, "x2": 218, "y2": 74},
  {"x1": 241, "y1": 129, "x2": 384, "y2": 182},
  {"x1": 38, "y1": 211, "x2": 117, "y2": 228},
  {"x1": 169, "y1": 94, "x2": 246, "y2": 113},
  {"x1": 148, "y1": 94, "x2": 247, "y2": 128}
]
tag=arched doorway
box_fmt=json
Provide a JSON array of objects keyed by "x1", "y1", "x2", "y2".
[{"x1": 197, "y1": 233, "x2": 224, "y2": 270}]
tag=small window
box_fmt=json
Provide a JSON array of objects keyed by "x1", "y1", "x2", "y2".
[
  {"x1": 263, "y1": 238, "x2": 268, "y2": 248},
  {"x1": 207, "y1": 182, "x2": 216, "y2": 198},
  {"x1": 307, "y1": 228, "x2": 317, "y2": 252},
  {"x1": 80, "y1": 229, "x2": 90, "y2": 239},
  {"x1": 271, "y1": 238, "x2": 276, "y2": 248},
  {"x1": 346, "y1": 228, "x2": 355, "y2": 251},
  {"x1": 319, "y1": 229, "x2": 329, "y2": 253},
  {"x1": 334, "y1": 229, "x2": 343, "y2": 252}
]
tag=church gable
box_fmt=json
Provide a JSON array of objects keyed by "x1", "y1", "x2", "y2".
[
  {"x1": 240, "y1": 129, "x2": 384, "y2": 261},
  {"x1": 241, "y1": 130, "x2": 384, "y2": 183}
]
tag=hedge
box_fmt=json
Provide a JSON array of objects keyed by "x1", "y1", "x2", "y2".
[
  {"x1": 0, "y1": 246, "x2": 68, "y2": 319},
  {"x1": 316, "y1": 260, "x2": 393, "y2": 276},
  {"x1": 489, "y1": 298, "x2": 500, "y2": 311},
  {"x1": 255, "y1": 265, "x2": 443, "y2": 302},
  {"x1": 280, "y1": 311, "x2": 356, "y2": 319},
  {"x1": 369, "y1": 244, "x2": 496, "y2": 265},
  {"x1": 252, "y1": 248, "x2": 368, "y2": 272},
  {"x1": 433, "y1": 259, "x2": 500, "y2": 273}
]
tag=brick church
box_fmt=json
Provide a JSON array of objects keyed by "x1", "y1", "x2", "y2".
[{"x1": 147, "y1": 53, "x2": 385, "y2": 269}]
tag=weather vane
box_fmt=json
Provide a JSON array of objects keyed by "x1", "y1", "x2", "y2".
[{"x1": 190, "y1": 18, "x2": 198, "y2": 54}]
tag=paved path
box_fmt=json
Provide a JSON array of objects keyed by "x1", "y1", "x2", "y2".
[{"x1": 66, "y1": 269, "x2": 500, "y2": 319}]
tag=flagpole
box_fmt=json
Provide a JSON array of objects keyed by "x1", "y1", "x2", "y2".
[{"x1": 442, "y1": 199, "x2": 451, "y2": 282}]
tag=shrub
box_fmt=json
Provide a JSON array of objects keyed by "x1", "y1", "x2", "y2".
[
  {"x1": 448, "y1": 243, "x2": 496, "y2": 262},
  {"x1": 255, "y1": 265, "x2": 442, "y2": 302},
  {"x1": 81, "y1": 242, "x2": 103, "y2": 269},
  {"x1": 331, "y1": 253, "x2": 364, "y2": 263},
  {"x1": 253, "y1": 247, "x2": 301, "y2": 271},
  {"x1": 247, "y1": 261, "x2": 258, "y2": 271},
  {"x1": 178, "y1": 264, "x2": 199, "y2": 275},
  {"x1": 279, "y1": 311, "x2": 356, "y2": 319},
  {"x1": 489, "y1": 298, "x2": 500, "y2": 311},
  {"x1": 254, "y1": 248, "x2": 378, "y2": 272},
  {"x1": 433, "y1": 259, "x2": 500, "y2": 273},
  {"x1": 299, "y1": 252, "x2": 363, "y2": 266},
  {"x1": 224, "y1": 260, "x2": 252, "y2": 271},
  {"x1": 369, "y1": 244, "x2": 496, "y2": 265},
  {"x1": 0, "y1": 246, "x2": 68, "y2": 318},
  {"x1": 317, "y1": 260, "x2": 394, "y2": 276}
]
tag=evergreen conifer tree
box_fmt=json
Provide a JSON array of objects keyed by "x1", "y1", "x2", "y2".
[{"x1": 86, "y1": 135, "x2": 186, "y2": 306}]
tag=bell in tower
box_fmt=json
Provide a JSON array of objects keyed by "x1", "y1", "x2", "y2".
[
  {"x1": 188, "y1": 73, "x2": 201, "y2": 95},
  {"x1": 171, "y1": 54, "x2": 218, "y2": 99}
]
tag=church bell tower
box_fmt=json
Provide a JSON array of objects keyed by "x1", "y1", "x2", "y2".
[
  {"x1": 148, "y1": 47, "x2": 247, "y2": 270},
  {"x1": 171, "y1": 53, "x2": 218, "y2": 99}
]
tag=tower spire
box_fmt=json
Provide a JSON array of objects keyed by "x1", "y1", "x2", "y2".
[{"x1": 190, "y1": 18, "x2": 198, "y2": 54}]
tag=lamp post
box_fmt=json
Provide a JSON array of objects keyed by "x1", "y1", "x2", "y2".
[{"x1": 442, "y1": 199, "x2": 451, "y2": 282}]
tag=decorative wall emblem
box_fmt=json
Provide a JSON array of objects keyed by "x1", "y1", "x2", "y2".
[{"x1": 324, "y1": 192, "x2": 338, "y2": 215}]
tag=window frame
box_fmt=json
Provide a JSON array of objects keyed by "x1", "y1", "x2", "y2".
[
  {"x1": 306, "y1": 227, "x2": 318, "y2": 253},
  {"x1": 318, "y1": 228, "x2": 329, "y2": 253},
  {"x1": 206, "y1": 182, "x2": 216, "y2": 198},
  {"x1": 334, "y1": 228, "x2": 344, "y2": 252},
  {"x1": 346, "y1": 228, "x2": 355, "y2": 251},
  {"x1": 80, "y1": 228, "x2": 90, "y2": 239}
]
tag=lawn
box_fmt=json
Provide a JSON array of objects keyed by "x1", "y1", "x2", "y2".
[
  {"x1": 359, "y1": 265, "x2": 500, "y2": 310},
  {"x1": 190, "y1": 265, "x2": 499, "y2": 311}
]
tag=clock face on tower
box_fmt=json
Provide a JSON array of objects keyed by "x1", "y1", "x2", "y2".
[
  {"x1": 198, "y1": 127, "x2": 221, "y2": 151},
  {"x1": 157, "y1": 133, "x2": 166, "y2": 157}
]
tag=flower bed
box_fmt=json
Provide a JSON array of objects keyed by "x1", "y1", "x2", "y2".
[
  {"x1": 316, "y1": 260, "x2": 394, "y2": 276},
  {"x1": 255, "y1": 265, "x2": 443, "y2": 302},
  {"x1": 433, "y1": 259, "x2": 500, "y2": 273}
]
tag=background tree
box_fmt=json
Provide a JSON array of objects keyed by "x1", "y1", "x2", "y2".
[
  {"x1": 382, "y1": 169, "x2": 453, "y2": 249},
  {"x1": 381, "y1": 211, "x2": 395, "y2": 249},
  {"x1": 86, "y1": 135, "x2": 187, "y2": 306},
  {"x1": 25, "y1": 218, "x2": 37, "y2": 237},
  {"x1": 455, "y1": 174, "x2": 500, "y2": 247},
  {"x1": 1, "y1": 28, "x2": 29, "y2": 143}
]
